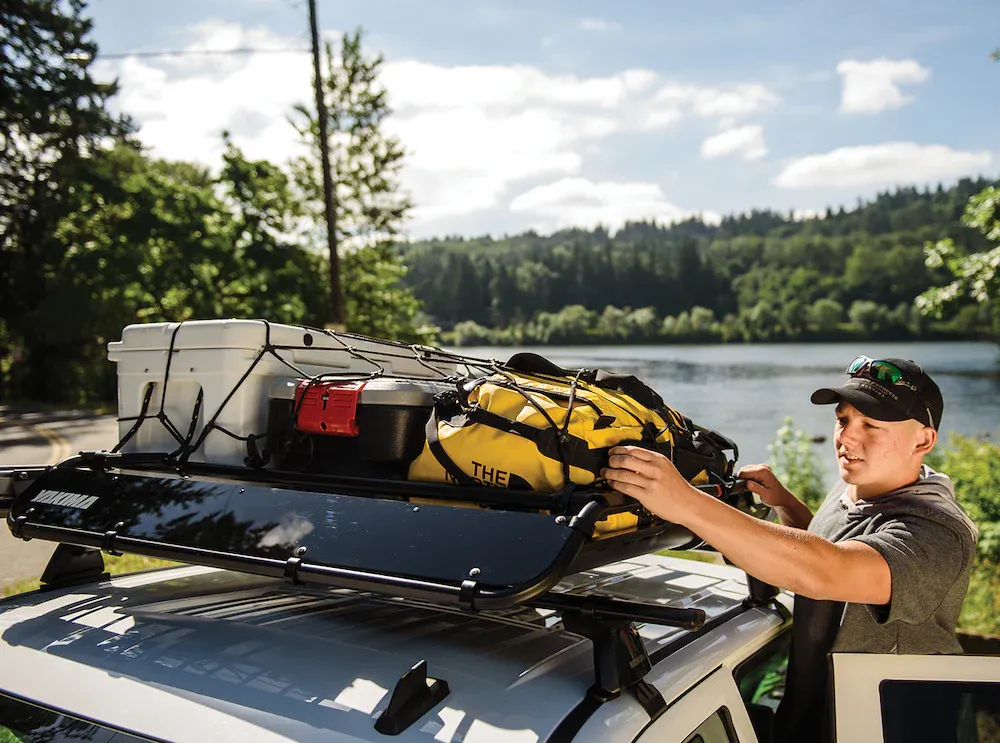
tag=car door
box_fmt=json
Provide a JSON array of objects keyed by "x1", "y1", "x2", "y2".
[
  {"x1": 831, "y1": 652, "x2": 1000, "y2": 743},
  {"x1": 633, "y1": 667, "x2": 759, "y2": 743}
]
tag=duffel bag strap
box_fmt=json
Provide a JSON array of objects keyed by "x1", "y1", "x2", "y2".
[
  {"x1": 424, "y1": 407, "x2": 477, "y2": 486},
  {"x1": 465, "y1": 405, "x2": 605, "y2": 480}
]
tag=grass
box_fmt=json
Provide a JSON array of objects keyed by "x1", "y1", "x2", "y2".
[
  {"x1": 659, "y1": 548, "x2": 726, "y2": 565},
  {"x1": 0, "y1": 553, "x2": 178, "y2": 599}
]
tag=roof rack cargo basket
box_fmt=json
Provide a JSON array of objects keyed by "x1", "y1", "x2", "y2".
[
  {"x1": 6, "y1": 451, "x2": 758, "y2": 617},
  {"x1": 8, "y1": 452, "x2": 783, "y2": 712}
]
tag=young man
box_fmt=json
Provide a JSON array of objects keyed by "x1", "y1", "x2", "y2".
[{"x1": 602, "y1": 356, "x2": 978, "y2": 742}]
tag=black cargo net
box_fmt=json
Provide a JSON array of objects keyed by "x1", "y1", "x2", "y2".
[
  {"x1": 111, "y1": 319, "x2": 502, "y2": 468},
  {"x1": 108, "y1": 320, "x2": 729, "y2": 492}
]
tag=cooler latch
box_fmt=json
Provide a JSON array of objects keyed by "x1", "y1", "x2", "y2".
[{"x1": 294, "y1": 381, "x2": 366, "y2": 436}]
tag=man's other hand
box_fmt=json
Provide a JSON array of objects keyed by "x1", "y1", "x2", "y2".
[{"x1": 737, "y1": 464, "x2": 795, "y2": 508}]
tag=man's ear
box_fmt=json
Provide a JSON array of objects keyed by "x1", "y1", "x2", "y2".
[{"x1": 915, "y1": 426, "x2": 937, "y2": 456}]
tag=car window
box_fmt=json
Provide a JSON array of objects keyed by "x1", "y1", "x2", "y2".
[
  {"x1": 682, "y1": 707, "x2": 737, "y2": 743},
  {"x1": 0, "y1": 693, "x2": 152, "y2": 743},
  {"x1": 880, "y1": 680, "x2": 1000, "y2": 743},
  {"x1": 734, "y1": 630, "x2": 791, "y2": 713}
]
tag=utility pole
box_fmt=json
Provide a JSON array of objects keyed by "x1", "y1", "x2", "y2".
[{"x1": 308, "y1": 0, "x2": 346, "y2": 330}]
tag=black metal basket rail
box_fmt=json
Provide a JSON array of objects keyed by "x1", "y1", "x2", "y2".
[
  {"x1": 4, "y1": 453, "x2": 755, "y2": 620},
  {"x1": 6, "y1": 453, "x2": 787, "y2": 722}
]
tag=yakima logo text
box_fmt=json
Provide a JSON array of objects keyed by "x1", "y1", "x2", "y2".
[{"x1": 31, "y1": 490, "x2": 99, "y2": 510}]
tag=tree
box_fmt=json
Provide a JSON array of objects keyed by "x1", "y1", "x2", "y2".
[
  {"x1": 918, "y1": 50, "x2": 1000, "y2": 340},
  {"x1": 806, "y1": 298, "x2": 844, "y2": 334},
  {"x1": 917, "y1": 186, "x2": 1000, "y2": 338},
  {"x1": 12, "y1": 145, "x2": 235, "y2": 404},
  {"x1": 0, "y1": 0, "x2": 130, "y2": 401},
  {"x1": 688, "y1": 306, "x2": 716, "y2": 337},
  {"x1": 848, "y1": 300, "x2": 884, "y2": 335},
  {"x1": 597, "y1": 305, "x2": 630, "y2": 339},
  {"x1": 291, "y1": 29, "x2": 427, "y2": 341},
  {"x1": 529, "y1": 305, "x2": 595, "y2": 344},
  {"x1": 627, "y1": 306, "x2": 660, "y2": 340},
  {"x1": 451, "y1": 320, "x2": 492, "y2": 347},
  {"x1": 217, "y1": 137, "x2": 329, "y2": 324}
]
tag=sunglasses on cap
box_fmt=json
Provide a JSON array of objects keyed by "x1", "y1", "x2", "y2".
[{"x1": 846, "y1": 356, "x2": 934, "y2": 429}]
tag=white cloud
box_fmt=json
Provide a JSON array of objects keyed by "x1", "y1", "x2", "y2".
[
  {"x1": 387, "y1": 107, "x2": 596, "y2": 223},
  {"x1": 639, "y1": 108, "x2": 683, "y2": 131},
  {"x1": 654, "y1": 83, "x2": 778, "y2": 118},
  {"x1": 381, "y1": 61, "x2": 658, "y2": 111},
  {"x1": 579, "y1": 18, "x2": 622, "y2": 32},
  {"x1": 836, "y1": 58, "x2": 930, "y2": 114},
  {"x1": 97, "y1": 22, "x2": 314, "y2": 166},
  {"x1": 93, "y1": 21, "x2": 778, "y2": 237},
  {"x1": 701, "y1": 124, "x2": 767, "y2": 161},
  {"x1": 774, "y1": 143, "x2": 992, "y2": 189},
  {"x1": 509, "y1": 178, "x2": 711, "y2": 233}
]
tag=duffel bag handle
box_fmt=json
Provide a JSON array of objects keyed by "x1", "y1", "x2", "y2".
[
  {"x1": 504, "y1": 352, "x2": 589, "y2": 380},
  {"x1": 504, "y1": 353, "x2": 671, "y2": 421}
]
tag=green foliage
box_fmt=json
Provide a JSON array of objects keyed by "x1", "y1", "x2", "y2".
[
  {"x1": 916, "y1": 433, "x2": 1000, "y2": 634},
  {"x1": 403, "y1": 179, "x2": 997, "y2": 344},
  {"x1": 959, "y1": 561, "x2": 1000, "y2": 637},
  {"x1": 918, "y1": 185, "x2": 1000, "y2": 338},
  {"x1": 290, "y1": 28, "x2": 426, "y2": 340},
  {"x1": 927, "y1": 434, "x2": 1000, "y2": 563},
  {"x1": 767, "y1": 417, "x2": 826, "y2": 511},
  {"x1": 451, "y1": 320, "x2": 493, "y2": 346},
  {"x1": 0, "y1": 0, "x2": 132, "y2": 403},
  {"x1": 806, "y1": 298, "x2": 844, "y2": 333},
  {"x1": 848, "y1": 299, "x2": 883, "y2": 335},
  {"x1": 217, "y1": 139, "x2": 331, "y2": 324},
  {"x1": 343, "y1": 243, "x2": 437, "y2": 343}
]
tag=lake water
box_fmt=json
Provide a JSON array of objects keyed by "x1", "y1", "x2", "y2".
[{"x1": 457, "y1": 342, "x2": 1000, "y2": 487}]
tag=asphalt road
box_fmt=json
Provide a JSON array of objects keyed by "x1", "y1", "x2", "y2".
[{"x1": 0, "y1": 409, "x2": 119, "y2": 590}]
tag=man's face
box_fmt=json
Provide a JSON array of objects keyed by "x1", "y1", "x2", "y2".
[{"x1": 833, "y1": 402, "x2": 935, "y2": 497}]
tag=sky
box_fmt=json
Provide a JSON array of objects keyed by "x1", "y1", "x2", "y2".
[{"x1": 84, "y1": 0, "x2": 1000, "y2": 239}]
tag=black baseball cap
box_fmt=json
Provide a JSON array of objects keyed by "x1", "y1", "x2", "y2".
[{"x1": 811, "y1": 357, "x2": 943, "y2": 430}]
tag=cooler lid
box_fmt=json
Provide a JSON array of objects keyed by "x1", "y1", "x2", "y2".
[{"x1": 110, "y1": 319, "x2": 312, "y2": 352}]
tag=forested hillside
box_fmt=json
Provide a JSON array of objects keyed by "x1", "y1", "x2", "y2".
[{"x1": 400, "y1": 177, "x2": 999, "y2": 345}]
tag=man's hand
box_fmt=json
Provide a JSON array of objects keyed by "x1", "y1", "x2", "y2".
[
  {"x1": 737, "y1": 464, "x2": 793, "y2": 508},
  {"x1": 737, "y1": 463, "x2": 814, "y2": 530},
  {"x1": 601, "y1": 445, "x2": 700, "y2": 526}
]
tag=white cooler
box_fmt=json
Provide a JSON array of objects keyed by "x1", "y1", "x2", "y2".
[{"x1": 107, "y1": 319, "x2": 459, "y2": 466}]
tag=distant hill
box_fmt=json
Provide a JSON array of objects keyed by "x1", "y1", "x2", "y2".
[{"x1": 397, "y1": 177, "x2": 998, "y2": 345}]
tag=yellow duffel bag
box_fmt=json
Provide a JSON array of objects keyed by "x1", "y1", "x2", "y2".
[{"x1": 407, "y1": 352, "x2": 737, "y2": 497}]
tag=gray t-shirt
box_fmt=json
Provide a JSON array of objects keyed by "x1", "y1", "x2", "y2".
[
  {"x1": 807, "y1": 464, "x2": 978, "y2": 653},
  {"x1": 773, "y1": 466, "x2": 977, "y2": 743}
]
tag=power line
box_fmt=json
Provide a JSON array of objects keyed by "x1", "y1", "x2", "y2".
[{"x1": 83, "y1": 47, "x2": 310, "y2": 60}]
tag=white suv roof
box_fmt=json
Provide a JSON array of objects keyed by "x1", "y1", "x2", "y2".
[{"x1": 0, "y1": 556, "x2": 788, "y2": 743}]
